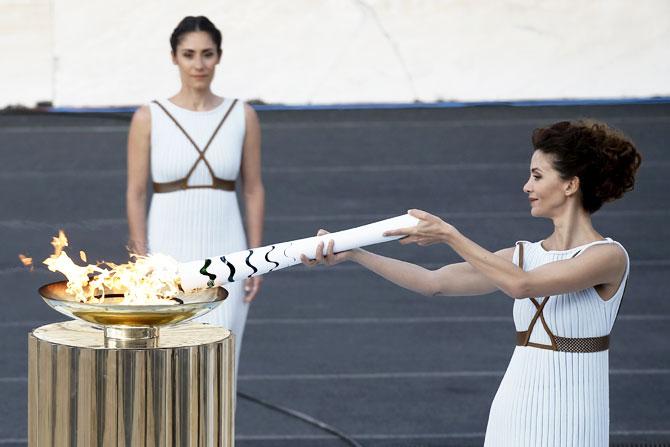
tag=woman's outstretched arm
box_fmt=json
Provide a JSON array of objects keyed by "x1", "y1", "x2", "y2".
[
  {"x1": 352, "y1": 248, "x2": 514, "y2": 297},
  {"x1": 445, "y1": 232, "x2": 626, "y2": 300},
  {"x1": 302, "y1": 231, "x2": 513, "y2": 297},
  {"x1": 387, "y1": 209, "x2": 627, "y2": 300},
  {"x1": 126, "y1": 105, "x2": 151, "y2": 255}
]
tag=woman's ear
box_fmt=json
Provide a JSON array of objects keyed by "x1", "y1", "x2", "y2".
[
  {"x1": 565, "y1": 176, "x2": 580, "y2": 197},
  {"x1": 171, "y1": 51, "x2": 177, "y2": 65}
]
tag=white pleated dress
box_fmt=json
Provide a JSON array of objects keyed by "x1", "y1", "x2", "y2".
[
  {"x1": 147, "y1": 98, "x2": 249, "y2": 370},
  {"x1": 484, "y1": 239, "x2": 629, "y2": 447}
]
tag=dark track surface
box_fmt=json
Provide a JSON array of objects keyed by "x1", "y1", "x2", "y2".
[{"x1": 1, "y1": 103, "x2": 669, "y2": 446}]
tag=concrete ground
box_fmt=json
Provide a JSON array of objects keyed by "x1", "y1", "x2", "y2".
[{"x1": 0, "y1": 103, "x2": 668, "y2": 446}]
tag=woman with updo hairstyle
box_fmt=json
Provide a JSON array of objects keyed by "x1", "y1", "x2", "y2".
[
  {"x1": 302, "y1": 120, "x2": 641, "y2": 446},
  {"x1": 126, "y1": 16, "x2": 264, "y2": 383}
]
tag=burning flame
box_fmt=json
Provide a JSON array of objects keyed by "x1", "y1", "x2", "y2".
[
  {"x1": 18, "y1": 254, "x2": 33, "y2": 271},
  {"x1": 36, "y1": 231, "x2": 181, "y2": 305},
  {"x1": 51, "y1": 230, "x2": 68, "y2": 256}
]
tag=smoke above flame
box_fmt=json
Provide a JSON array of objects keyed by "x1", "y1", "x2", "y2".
[{"x1": 26, "y1": 230, "x2": 182, "y2": 305}]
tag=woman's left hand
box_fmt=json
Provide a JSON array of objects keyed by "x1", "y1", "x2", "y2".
[
  {"x1": 383, "y1": 209, "x2": 455, "y2": 246},
  {"x1": 244, "y1": 276, "x2": 263, "y2": 303}
]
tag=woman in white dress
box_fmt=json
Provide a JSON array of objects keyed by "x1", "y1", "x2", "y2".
[
  {"x1": 304, "y1": 120, "x2": 641, "y2": 446},
  {"x1": 126, "y1": 16, "x2": 264, "y2": 376}
]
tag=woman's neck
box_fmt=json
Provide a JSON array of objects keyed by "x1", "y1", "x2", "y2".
[
  {"x1": 545, "y1": 205, "x2": 602, "y2": 251},
  {"x1": 170, "y1": 88, "x2": 222, "y2": 111}
]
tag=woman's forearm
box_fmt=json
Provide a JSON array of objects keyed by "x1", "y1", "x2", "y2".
[
  {"x1": 380, "y1": 210, "x2": 518, "y2": 298},
  {"x1": 126, "y1": 191, "x2": 148, "y2": 255},
  {"x1": 350, "y1": 249, "x2": 438, "y2": 296},
  {"x1": 244, "y1": 186, "x2": 265, "y2": 248},
  {"x1": 126, "y1": 105, "x2": 151, "y2": 256}
]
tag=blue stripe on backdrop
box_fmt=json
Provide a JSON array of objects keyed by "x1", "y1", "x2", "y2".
[{"x1": 45, "y1": 96, "x2": 670, "y2": 114}]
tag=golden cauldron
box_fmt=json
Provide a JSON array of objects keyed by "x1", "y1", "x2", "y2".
[
  {"x1": 38, "y1": 280, "x2": 227, "y2": 343},
  {"x1": 29, "y1": 281, "x2": 235, "y2": 446}
]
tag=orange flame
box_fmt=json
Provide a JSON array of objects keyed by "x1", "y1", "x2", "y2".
[
  {"x1": 40, "y1": 231, "x2": 181, "y2": 305},
  {"x1": 19, "y1": 254, "x2": 33, "y2": 271},
  {"x1": 50, "y1": 230, "x2": 68, "y2": 256}
]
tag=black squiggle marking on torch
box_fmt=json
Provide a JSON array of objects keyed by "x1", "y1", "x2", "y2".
[
  {"x1": 245, "y1": 250, "x2": 258, "y2": 278},
  {"x1": 284, "y1": 243, "x2": 296, "y2": 262},
  {"x1": 199, "y1": 259, "x2": 217, "y2": 288},
  {"x1": 265, "y1": 245, "x2": 280, "y2": 272},
  {"x1": 220, "y1": 256, "x2": 235, "y2": 283}
]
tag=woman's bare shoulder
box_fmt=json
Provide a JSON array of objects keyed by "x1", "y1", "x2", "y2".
[
  {"x1": 129, "y1": 105, "x2": 152, "y2": 137},
  {"x1": 580, "y1": 242, "x2": 628, "y2": 269},
  {"x1": 132, "y1": 105, "x2": 151, "y2": 124},
  {"x1": 243, "y1": 103, "x2": 261, "y2": 138},
  {"x1": 243, "y1": 102, "x2": 259, "y2": 121}
]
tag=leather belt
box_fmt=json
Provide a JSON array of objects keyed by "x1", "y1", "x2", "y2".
[
  {"x1": 153, "y1": 178, "x2": 236, "y2": 193},
  {"x1": 516, "y1": 330, "x2": 610, "y2": 353}
]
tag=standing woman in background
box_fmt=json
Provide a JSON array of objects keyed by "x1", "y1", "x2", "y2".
[{"x1": 126, "y1": 16, "x2": 265, "y2": 377}]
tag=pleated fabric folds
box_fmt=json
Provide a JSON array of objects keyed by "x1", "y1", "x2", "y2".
[
  {"x1": 484, "y1": 239, "x2": 629, "y2": 447},
  {"x1": 147, "y1": 98, "x2": 248, "y2": 374}
]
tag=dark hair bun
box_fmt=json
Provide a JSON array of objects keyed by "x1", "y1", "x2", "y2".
[
  {"x1": 532, "y1": 120, "x2": 642, "y2": 213},
  {"x1": 170, "y1": 16, "x2": 222, "y2": 54}
]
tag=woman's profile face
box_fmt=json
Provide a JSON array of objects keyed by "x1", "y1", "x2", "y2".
[
  {"x1": 523, "y1": 150, "x2": 574, "y2": 218},
  {"x1": 172, "y1": 31, "x2": 220, "y2": 90}
]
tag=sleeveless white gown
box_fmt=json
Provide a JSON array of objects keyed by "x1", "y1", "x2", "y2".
[
  {"x1": 147, "y1": 98, "x2": 249, "y2": 373},
  {"x1": 484, "y1": 238, "x2": 629, "y2": 447}
]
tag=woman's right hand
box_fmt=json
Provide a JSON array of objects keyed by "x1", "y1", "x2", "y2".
[
  {"x1": 300, "y1": 229, "x2": 355, "y2": 267},
  {"x1": 127, "y1": 239, "x2": 148, "y2": 257}
]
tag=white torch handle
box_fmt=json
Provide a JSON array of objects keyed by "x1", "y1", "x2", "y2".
[{"x1": 178, "y1": 214, "x2": 419, "y2": 292}]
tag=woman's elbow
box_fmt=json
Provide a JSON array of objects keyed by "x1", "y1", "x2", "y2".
[
  {"x1": 244, "y1": 182, "x2": 265, "y2": 198},
  {"x1": 507, "y1": 289, "x2": 526, "y2": 300},
  {"x1": 126, "y1": 186, "x2": 147, "y2": 203},
  {"x1": 505, "y1": 276, "x2": 532, "y2": 300},
  {"x1": 422, "y1": 272, "x2": 443, "y2": 297},
  {"x1": 419, "y1": 287, "x2": 437, "y2": 298}
]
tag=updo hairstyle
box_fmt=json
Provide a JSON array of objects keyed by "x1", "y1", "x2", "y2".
[
  {"x1": 170, "y1": 16, "x2": 222, "y2": 55},
  {"x1": 531, "y1": 120, "x2": 641, "y2": 214}
]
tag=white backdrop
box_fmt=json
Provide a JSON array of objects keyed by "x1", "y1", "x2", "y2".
[{"x1": 1, "y1": 0, "x2": 669, "y2": 108}]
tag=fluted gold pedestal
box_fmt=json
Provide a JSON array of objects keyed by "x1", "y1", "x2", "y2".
[{"x1": 28, "y1": 321, "x2": 234, "y2": 447}]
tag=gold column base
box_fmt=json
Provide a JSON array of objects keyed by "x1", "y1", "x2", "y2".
[{"x1": 28, "y1": 321, "x2": 234, "y2": 446}]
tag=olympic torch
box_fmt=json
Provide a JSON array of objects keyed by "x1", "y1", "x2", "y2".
[{"x1": 178, "y1": 214, "x2": 419, "y2": 292}]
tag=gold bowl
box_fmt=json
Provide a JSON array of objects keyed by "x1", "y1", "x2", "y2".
[{"x1": 39, "y1": 281, "x2": 227, "y2": 342}]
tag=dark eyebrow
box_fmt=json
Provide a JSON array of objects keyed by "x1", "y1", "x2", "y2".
[
  {"x1": 531, "y1": 167, "x2": 543, "y2": 174},
  {"x1": 180, "y1": 48, "x2": 216, "y2": 54}
]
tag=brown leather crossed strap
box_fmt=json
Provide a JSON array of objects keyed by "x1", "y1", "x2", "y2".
[
  {"x1": 151, "y1": 99, "x2": 238, "y2": 193},
  {"x1": 515, "y1": 242, "x2": 610, "y2": 353}
]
